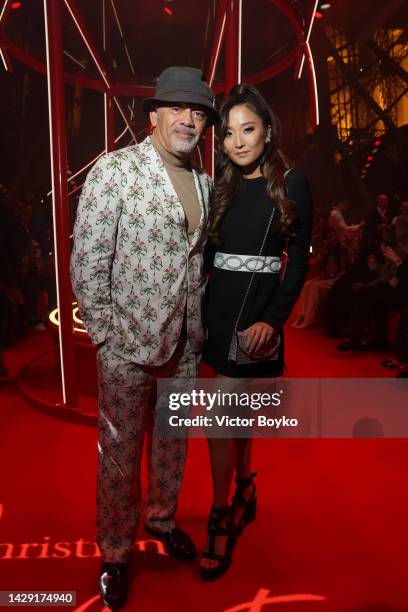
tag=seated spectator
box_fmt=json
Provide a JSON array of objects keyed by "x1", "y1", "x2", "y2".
[
  {"x1": 325, "y1": 247, "x2": 382, "y2": 337},
  {"x1": 337, "y1": 235, "x2": 408, "y2": 352},
  {"x1": 328, "y1": 198, "x2": 362, "y2": 268},
  {"x1": 325, "y1": 194, "x2": 394, "y2": 339},
  {"x1": 291, "y1": 253, "x2": 341, "y2": 328},
  {"x1": 0, "y1": 288, "x2": 12, "y2": 377},
  {"x1": 0, "y1": 192, "x2": 30, "y2": 373},
  {"x1": 21, "y1": 238, "x2": 47, "y2": 326},
  {"x1": 328, "y1": 199, "x2": 361, "y2": 245},
  {"x1": 382, "y1": 302, "x2": 408, "y2": 376},
  {"x1": 392, "y1": 200, "x2": 408, "y2": 242},
  {"x1": 360, "y1": 193, "x2": 390, "y2": 258}
]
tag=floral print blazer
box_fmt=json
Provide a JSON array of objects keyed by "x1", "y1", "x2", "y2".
[{"x1": 71, "y1": 136, "x2": 212, "y2": 365}]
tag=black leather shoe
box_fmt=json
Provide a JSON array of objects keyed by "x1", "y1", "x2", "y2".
[
  {"x1": 144, "y1": 525, "x2": 196, "y2": 561},
  {"x1": 382, "y1": 359, "x2": 405, "y2": 369},
  {"x1": 363, "y1": 340, "x2": 388, "y2": 352},
  {"x1": 336, "y1": 340, "x2": 363, "y2": 352},
  {"x1": 99, "y1": 562, "x2": 128, "y2": 610}
]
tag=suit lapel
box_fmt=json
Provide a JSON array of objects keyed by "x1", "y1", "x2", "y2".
[
  {"x1": 189, "y1": 170, "x2": 207, "y2": 254},
  {"x1": 143, "y1": 137, "x2": 187, "y2": 230}
]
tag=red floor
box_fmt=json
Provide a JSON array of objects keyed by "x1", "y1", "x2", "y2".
[{"x1": 1, "y1": 328, "x2": 407, "y2": 611}]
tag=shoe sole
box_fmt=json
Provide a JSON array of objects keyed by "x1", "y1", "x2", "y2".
[{"x1": 144, "y1": 525, "x2": 196, "y2": 561}]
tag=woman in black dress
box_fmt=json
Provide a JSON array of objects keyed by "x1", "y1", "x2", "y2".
[{"x1": 200, "y1": 84, "x2": 313, "y2": 579}]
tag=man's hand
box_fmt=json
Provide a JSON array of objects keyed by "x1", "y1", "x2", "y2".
[
  {"x1": 381, "y1": 245, "x2": 402, "y2": 265},
  {"x1": 241, "y1": 322, "x2": 276, "y2": 356}
]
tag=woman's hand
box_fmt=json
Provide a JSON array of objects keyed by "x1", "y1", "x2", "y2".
[{"x1": 241, "y1": 322, "x2": 276, "y2": 356}]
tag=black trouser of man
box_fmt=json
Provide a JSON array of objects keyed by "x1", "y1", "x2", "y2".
[
  {"x1": 326, "y1": 263, "x2": 378, "y2": 337},
  {"x1": 394, "y1": 303, "x2": 408, "y2": 364},
  {"x1": 350, "y1": 282, "x2": 404, "y2": 346}
]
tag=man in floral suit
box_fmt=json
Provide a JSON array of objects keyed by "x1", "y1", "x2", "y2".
[{"x1": 71, "y1": 67, "x2": 217, "y2": 609}]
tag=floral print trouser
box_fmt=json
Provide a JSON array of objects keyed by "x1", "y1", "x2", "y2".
[{"x1": 95, "y1": 331, "x2": 198, "y2": 562}]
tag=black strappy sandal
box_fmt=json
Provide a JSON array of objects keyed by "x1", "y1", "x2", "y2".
[
  {"x1": 232, "y1": 472, "x2": 257, "y2": 536},
  {"x1": 200, "y1": 505, "x2": 236, "y2": 581}
]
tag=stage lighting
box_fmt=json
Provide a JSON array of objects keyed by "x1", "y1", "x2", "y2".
[
  {"x1": 367, "y1": 156, "x2": 373, "y2": 161},
  {"x1": 11, "y1": 2, "x2": 22, "y2": 8},
  {"x1": 315, "y1": 11, "x2": 323, "y2": 19},
  {"x1": 374, "y1": 140, "x2": 381, "y2": 146},
  {"x1": 163, "y1": 6, "x2": 173, "y2": 15}
]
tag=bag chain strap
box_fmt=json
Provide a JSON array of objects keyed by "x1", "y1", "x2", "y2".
[
  {"x1": 232, "y1": 208, "x2": 276, "y2": 333},
  {"x1": 232, "y1": 169, "x2": 292, "y2": 333}
]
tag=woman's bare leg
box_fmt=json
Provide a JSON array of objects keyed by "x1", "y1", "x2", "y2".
[
  {"x1": 233, "y1": 437, "x2": 253, "y2": 479},
  {"x1": 201, "y1": 375, "x2": 236, "y2": 570},
  {"x1": 207, "y1": 437, "x2": 235, "y2": 507}
]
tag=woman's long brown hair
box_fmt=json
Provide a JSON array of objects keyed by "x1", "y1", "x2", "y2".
[{"x1": 209, "y1": 83, "x2": 295, "y2": 246}]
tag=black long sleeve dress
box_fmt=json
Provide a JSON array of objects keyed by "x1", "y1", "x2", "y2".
[{"x1": 202, "y1": 170, "x2": 313, "y2": 378}]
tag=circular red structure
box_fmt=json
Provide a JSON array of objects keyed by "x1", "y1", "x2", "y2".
[
  {"x1": 18, "y1": 305, "x2": 98, "y2": 424},
  {"x1": 1, "y1": 0, "x2": 305, "y2": 97},
  {"x1": 6, "y1": 0, "x2": 309, "y2": 415}
]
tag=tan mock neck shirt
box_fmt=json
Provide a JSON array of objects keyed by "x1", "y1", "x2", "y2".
[{"x1": 150, "y1": 132, "x2": 201, "y2": 242}]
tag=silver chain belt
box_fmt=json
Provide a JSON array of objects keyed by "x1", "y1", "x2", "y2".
[{"x1": 214, "y1": 252, "x2": 282, "y2": 273}]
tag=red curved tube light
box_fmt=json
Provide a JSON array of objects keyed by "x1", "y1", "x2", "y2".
[
  {"x1": 1, "y1": 0, "x2": 317, "y2": 407},
  {"x1": 2, "y1": 0, "x2": 305, "y2": 96},
  {"x1": 1, "y1": 0, "x2": 313, "y2": 126},
  {"x1": 0, "y1": 31, "x2": 154, "y2": 96}
]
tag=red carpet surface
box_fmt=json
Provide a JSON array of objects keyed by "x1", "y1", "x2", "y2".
[{"x1": 1, "y1": 329, "x2": 407, "y2": 612}]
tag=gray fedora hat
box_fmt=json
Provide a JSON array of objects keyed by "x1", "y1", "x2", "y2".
[{"x1": 142, "y1": 66, "x2": 219, "y2": 126}]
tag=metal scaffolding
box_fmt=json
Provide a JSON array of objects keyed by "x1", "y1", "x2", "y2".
[{"x1": 326, "y1": 26, "x2": 408, "y2": 149}]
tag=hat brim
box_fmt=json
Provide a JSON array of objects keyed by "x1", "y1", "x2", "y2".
[{"x1": 142, "y1": 93, "x2": 219, "y2": 126}]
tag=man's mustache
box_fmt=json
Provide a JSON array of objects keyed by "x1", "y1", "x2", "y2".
[{"x1": 173, "y1": 127, "x2": 197, "y2": 137}]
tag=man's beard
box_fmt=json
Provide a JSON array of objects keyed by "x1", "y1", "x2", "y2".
[{"x1": 170, "y1": 128, "x2": 199, "y2": 155}]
